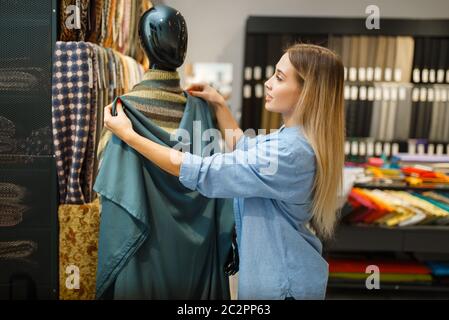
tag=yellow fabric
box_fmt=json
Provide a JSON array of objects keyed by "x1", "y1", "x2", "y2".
[
  {"x1": 58, "y1": 199, "x2": 101, "y2": 300},
  {"x1": 330, "y1": 272, "x2": 432, "y2": 282}
]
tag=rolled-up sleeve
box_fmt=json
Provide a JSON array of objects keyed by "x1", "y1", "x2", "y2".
[{"x1": 179, "y1": 137, "x2": 315, "y2": 202}]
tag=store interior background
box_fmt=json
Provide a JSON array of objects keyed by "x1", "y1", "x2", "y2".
[
  {"x1": 166, "y1": 0, "x2": 449, "y2": 122},
  {"x1": 2, "y1": 0, "x2": 449, "y2": 300}
]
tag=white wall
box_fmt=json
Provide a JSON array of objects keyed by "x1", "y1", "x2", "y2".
[{"x1": 165, "y1": 0, "x2": 449, "y2": 120}]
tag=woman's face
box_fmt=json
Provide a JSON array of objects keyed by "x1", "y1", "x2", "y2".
[{"x1": 264, "y1": 53, "x2": 302, "y2": 116}]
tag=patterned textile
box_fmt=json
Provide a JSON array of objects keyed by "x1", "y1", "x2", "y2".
[
  {"x1": 0, "y1": 116, "x2": 16, "y2": 154},
  {"x1": 0, "y1": 67, "x2": 46, "y2": 93},
  {"x1": 0, "y1": 136, "x2": 16, "y2": 154},
  {"x1": 52, "y1": 41, "x2": 94, "y2": 204},
  {"x1": 87, "y1": 0, "x2": 104, "y2": 43},
  {"x1": 0, "y1": 183, "x2": 26, "y2": 203},
  {"x1": 59, "y1": 0, "x2": 91, "y2": 41},
  {"x1": 79, "y1": 43, "x2": 99, "y2": 204},
  {"x1": 0, "y1": 241, "x2": 37, "y2": 260},
  {"x1": 0, "y1": 116, "x2": 15, "y2": 137},
  {"x1": 17, "y1": 126, "x2": 53, "y2": 156},
  {"x1": 58, "y1": 199, "x2": 101, "y2": 300},
  {"x1": 0, "y1": 203, "x2": 28, "y2": 227},
  {"x1": 97, "y1": 69, "x2": 187, "y2": 159}
]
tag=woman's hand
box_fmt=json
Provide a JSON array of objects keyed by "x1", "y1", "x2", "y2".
[
  {"x1": 186, "y1": 82, "x2": 225, "y2": 108},
  {"x1": 103, "y1": 100, "x2": 136, "y2": 143}
]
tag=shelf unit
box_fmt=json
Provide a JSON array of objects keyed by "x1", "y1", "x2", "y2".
[{"x1": 242, "y1": 15, "x2": 449, "y2": 298}]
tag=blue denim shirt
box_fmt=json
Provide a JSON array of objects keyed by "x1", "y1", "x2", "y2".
[{"x1": 179, "y1": 125, "x2": 329, "y2": 299}]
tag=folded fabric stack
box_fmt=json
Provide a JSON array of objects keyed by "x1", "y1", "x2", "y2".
[
  {"x1": 346, "y1": 188, "x2": 449, "y2": 227},
  {"x1": 328, "y1": 258, "x2": 433, "y2": 284},
  {"x1": 352, "y1": 163, "x2": 449, "y2": 189}
]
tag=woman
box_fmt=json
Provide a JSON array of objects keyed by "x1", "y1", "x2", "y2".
[{"x1": 103, "y1": 43, "x2": 345, "y2": 299}]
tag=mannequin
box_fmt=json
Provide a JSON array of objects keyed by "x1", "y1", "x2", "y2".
[
  {"x1": 138, "y1": 5, "x2": 187, "y2": 71},
  {"x1": 94, "y1": 5, "x2": 234, "y2": 300},
  {"x1": 127, "y1": 5, "x2": 188, "y2": 134},
  {"x1": 98, "y1": 5, "x2": 188, "y2": 158}
]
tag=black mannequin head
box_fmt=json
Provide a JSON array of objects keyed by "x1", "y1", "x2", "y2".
[{"x1": 138, "y1": 5, "x2": 188, "y2": 71}]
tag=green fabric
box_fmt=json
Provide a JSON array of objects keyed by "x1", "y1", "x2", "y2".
[{"x1": 94, "y1": 93, "x2": 234, "y2": 299}]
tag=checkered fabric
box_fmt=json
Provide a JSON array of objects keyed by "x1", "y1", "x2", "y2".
[{"x1": 52, "y1": 41, "x2": 94, "y2": 204}]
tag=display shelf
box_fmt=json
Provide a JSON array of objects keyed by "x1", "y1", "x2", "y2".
[
  {"x1": 353, "y1": 182, "x2": 449, "y2": 191},
  {"x1": 327, "y1": 280, "x2": 449, "y2": 292},
  {"x1": 326, "y1": 224, "x2": 449, "y2": 254}
]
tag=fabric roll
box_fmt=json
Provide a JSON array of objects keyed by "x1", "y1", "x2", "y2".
[
  {"x1": 346, "y1": 86, "x2": 358, "y2": 137},
  {"x1": 363, "y1": 87, "x2": 375, "y2": 137},
  {"x1": 394, "y1": 85, "x2": 413, "y2": 140},
  {"x1": 429, "y1": 86, "x2": 442, "y2": 141},
  {"x1": 328, "y1": 35, "x2": 343, "y2": 58},
  {"x1": 394, "y1": 37, "x2": 414, "y2": 83},
  {"x1": 385, "y1": 86, "x2": 398, "y2": 141},
  {"x1": 422, "y1": 38, "x2": 433, "y2": 83},
  {"x1": 412, "y1": 38, "x2": 424, "y2": 83},
  {"x1": 383, "y1": 37, "x2": 397, "y2": 82},
  {"x1": 443, "y1": 89, "x2": 449, "y2": 140},
  {"x1": 420, "y1": 88, "x2": 433, "y2": 139},
  {"x1": 366, "y1": 36, "x2": 378, "y2": 81},
  {"x1": 370, "y1": 84, "x2": 382, "y2": 138},
  {"x1": 437, "y1": 39, "x2": 448, "y2": 83},
  {"x1": 357, "y1": 36, "x2": 369, "y2": 81},
  {"x1": 377, "y1": 87, "x2": 390, "y2": 140},
  {"x1": 348, "y1": 36, "x2": 360, "y2": 81},
  {"x1": 374, "y1": 36, "x2": 388, "y2": 81},
  {"x1": 409, "y1": 87, "x2": 420, "y2": 138},
  {"x1": 429, "y1": 38, "x2": 440, "y2": 83}
]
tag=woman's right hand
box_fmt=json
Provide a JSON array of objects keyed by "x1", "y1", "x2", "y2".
[{"x1": 186, "y1": 82, "x2": 226, "y2": 108}]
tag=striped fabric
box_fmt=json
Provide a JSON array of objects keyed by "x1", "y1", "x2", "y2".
[{"x1": 97, "y1": 69, "x2": 187, "y2": 159}]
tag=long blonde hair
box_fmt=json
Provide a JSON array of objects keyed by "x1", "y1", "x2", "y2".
[{"x1": 287, "y1": 43, "x2": 345, "y2": 240}]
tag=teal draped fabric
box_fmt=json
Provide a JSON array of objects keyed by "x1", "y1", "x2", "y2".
[{"x1": 94, "y1": 94, "x2": 234, "y2": 299}]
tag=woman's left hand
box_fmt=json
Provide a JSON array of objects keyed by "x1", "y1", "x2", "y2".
[{"x1": 103, "y1": 100, "x2": 135, "y2": 143}]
